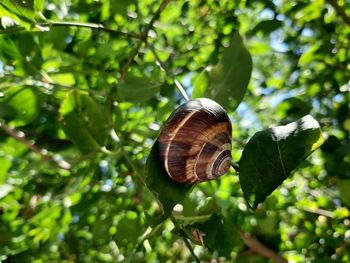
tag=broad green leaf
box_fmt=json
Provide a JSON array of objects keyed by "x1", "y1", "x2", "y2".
[
  {"x1": 145, "y1": 140, "x2": 192, "y2": 225},
  {"x1": 34, "y1": 0, "x2": 44, "y2": 13},
  {"x1": 193, "y1": 214, "x2": 239, "y2": 257},
  {"x1": 0, "y1": 0, "x2": 35, "y2": 29},
  {"x1": 116, "y1": 75, "x2": 161, "y2": 103},
  {"x1": 0, "y1": 36, "x2": 22, "y2": 60},
  {"x1": 4, "y1": 86, "x2": 38, "y2": 126},
  {"x1": 321, "y1": 136, "x2": 350, "y2": 179},
  {"x1": 50, "y1": 73, "x2": 76, "y2": 86},
  {"x1": 276, "y1": 97, "x2": 311, "y2": 120},
  {"x1": 336, "y1": 179, "x2": 350, "y2": 208},
  {"x1": 239, "y1": 115, "x2": 325, "y2": 209},
  {"x1": 0, "y1": 158, "x2": 12, "y2": 184},
  {"x1": 192, "y1": 71, "x2": 208, "y2": 99},
  {"x1": 193, "y1": 33, "x2": 252, "y2": 111},
  {"x1": 60, "y1": 90, "x2": 109, "y2": 154},
  {"x1": 115, "y1": 211, "x2": 142, "y2": 244},
  {"x1": 251, "y1": 19, "x2": 283, "y2": 36}
]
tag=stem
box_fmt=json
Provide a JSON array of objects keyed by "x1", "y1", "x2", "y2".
[
  {"x1": 170, "y1": 215, "x2": 201, "y2": 263},
  {"x1": 0, "y1": 20, "x2": 141, "y2": 38},
  {"x1": 120, "y1": 0, "x2": 170, "y2": 79},
  {"x1": 239, "y1": 231, "x2": 288, "y2": 263},
  {"x1": 126, "y1": 224, "x2": 163, "y2": 262},
  {"x1": 150, "y1": 45, "x2": 190, "y2": 101},
  {"x1": 0, "y1": 120, "x2": 71, "y2": 170}
]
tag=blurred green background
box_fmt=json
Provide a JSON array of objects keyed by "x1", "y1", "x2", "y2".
[{"x1": 0, "y1": 0, "x2": 349, "y2": 262}]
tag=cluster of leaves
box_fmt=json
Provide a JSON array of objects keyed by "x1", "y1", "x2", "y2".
[{"x1": 0, "y1": 0, "x2": 350, "y2": 262}]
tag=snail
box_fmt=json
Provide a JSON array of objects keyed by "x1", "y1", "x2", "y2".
[{"x1": 159, "y1": 98, "x2": 232, "y2": 184}]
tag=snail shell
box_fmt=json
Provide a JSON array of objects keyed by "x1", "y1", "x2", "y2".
[{"x1": 159, "y1": 98, "x2": 232, "y2": 184}]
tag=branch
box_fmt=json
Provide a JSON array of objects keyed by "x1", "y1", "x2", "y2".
[
  {"x1": 150, "y1": 45, "x2": 190, "y2": 101},
  {"x1": 0, "y1": 20, "x2": 141, "y2": 38},
  {"x1": 120, "y1": 0, "x2": 170, "y2": 79},
  {"x1": 171, "y1": 216, "x2": 201, "y2": 263},
  {"x1": 0, "y1": 120, "x2": 71, "y2": 170},
  {"x1": 239, "y1": 231, "x2": 288, "y2": 263},
  {"x1": 328, "y1": 0, "x2": 350, "y2": 26}
]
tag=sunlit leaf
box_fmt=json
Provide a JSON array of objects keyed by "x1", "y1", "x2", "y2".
[
  {"x1": 0, "y1": 0, "x2": 35, "y2": 29},
  {"x1": 298, "y1": 43, "x2": 321, "y2": 65},
  {"x1": 193, "y1": 33, "x2": 252, "y2": 111},
  {"x1": 4, "y1": 86, "x2": 38, "y2": 126},
  {"x1": 239, "y1": 115, "x2": 325, "y2": 209},
  {"x1": 34, "y1": 0, "x2": 44, "y2": 13},
  {"x1": 60, "y1": 90, "x2": 109, "y2": 154},
  {"x1": 116, "y1": 75, "x2": 161, "y2": 103}
]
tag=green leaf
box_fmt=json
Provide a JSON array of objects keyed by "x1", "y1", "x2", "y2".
[
  {"x1": 116, "y1": 75, "x2": 161, "y2": 103},
  {"x1": 193, "y1": 33, "x2": 252, "y2": 111},
  {"x1": 336, "y1": 179, "x2": 350, "y2": 208},
  {"x1": 194, "y1": 214, "x2": 239, "y2": 257},
  {"x1": 276, "y1": 97, "x2": 312, "y2": 121},
  {"x1": 0, "y1": 158, "x2": 12, "y2": 184},
  {"x1": 145, "y1": 140, "x2": 192, "y2": 225},
  {"x1": 110, "y1": 0, "x2": 135, "y2": 16},
  {"x1": 34, "y1": 0, "x2": 44, "y2": 13},
  {"x1": 192, "y1": 71, "x2": 208, "y2": 99},
  {"x1": 298, "y1": 43, "x2": 321, "y2": 65},
  {"x1": 239, "y1": 115, "x2": 325, "y2": 209},
  {"x1": 60, "y1": 90, "x2": 109, "y2": 154},
  {"x1": 251, "y1": 19, "x2": 283, "y2": 36},
  {"x1": 0, "y1": 0, "x2": 35, "y2": 29},
  {"x1": 115, "y1": 211, "x2": 142, "y2": 244},
  {"x1": 4, "y1": 86, "x2": 39, "y2": 126},
  {"x1": 0, "y1": 36, "x2": 22, "y2": 60}
]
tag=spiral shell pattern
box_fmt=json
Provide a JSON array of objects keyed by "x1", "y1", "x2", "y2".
[{"x1": 159, "y1": 98, "x2": 232, "y2": 184}]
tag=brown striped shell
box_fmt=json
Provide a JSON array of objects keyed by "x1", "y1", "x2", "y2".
[{"x1": 159, "y1": 98, "x2": 232, "y2": 184}]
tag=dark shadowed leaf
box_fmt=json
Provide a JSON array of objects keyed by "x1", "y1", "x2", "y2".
[
  {"x1": 251, "y1": 19, "x2": 283, "y2": 36},
  {"x1": 193, "y1": 33, "x2": 252, "y2": 111},
  {"x1": 336, "y1": 179, "x2": 350, "y2": 208},
  {"x1": 194, "y1": 214, "x2": 239, "y2": 257},
  {"x1": 60, "y1": 90, "x2": 109, "y2": 154},
  {"x1": 145, "y1": 140, "x2": 192, "y2": 226},
  {"x1": 276, "y1": 97, "x2": 312, "y2": 121},
  {"x1": 239, "y1": 115, "x2": 324, "y2": 209},
  {"x1": 116, "y1": 75, "x2": 161, "y2": 103}
]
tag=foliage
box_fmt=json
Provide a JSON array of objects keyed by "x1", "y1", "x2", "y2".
[{"x1": 0, "y1": 0, "x2": 350, "y2": 262}]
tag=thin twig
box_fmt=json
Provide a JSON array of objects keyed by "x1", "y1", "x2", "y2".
[
  {"x1": 298, "y1": 206, "x2": 334, "y2": 218},
  {"x1": 328, "y1": 0, "x2": 350, "y2": 26},
  {"x1": 239, "y1": 231, "x2": 288, "y2": 263},
  {"x1": 120, "y1": 0, "x2": 170, "y2": 79},
  {"x1": 150, "y1": 45, "x2": 190, "y2": 101},
  {"x1": 126, "y1": 223, "x2": 163, "y2": 262},
  {"x1": 170, "y1": 215, "x2": 201, "y2": 263},
  {"x1": 0, "y1": 20, "x2": 141, "y2": 38},
  {"x1": 0, "y1": 120, "x2": 71, "y2": 170}
]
